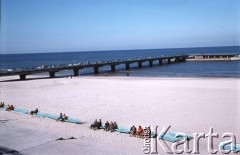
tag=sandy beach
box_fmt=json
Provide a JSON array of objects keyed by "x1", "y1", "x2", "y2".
[{"x1": 0, "y1": 76, "x2": 239, "y2": 154}]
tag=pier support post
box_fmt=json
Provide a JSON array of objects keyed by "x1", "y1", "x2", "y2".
[
  {"x1": 49, "y1": 71, "x2": 56, "y2": 78},
  {"x1": 94, "y1": 66, "x2": 99, "y2": 74},
  {"x1": 73, "y1": 69, "x2": 79, "y2": 76},
  {"x1": 159, "y1": 59, "x2": 162, "y2": 65},
  {"x1": 111, "y1": 65, "x2": 115, "y2": 72},
  {"x1": 19, "y1": 74, "x2": 26, "y2": 80},
  {"x1": 149, "y1": 60, "x2": 153, "y2": 67},
  {"x1": 125, "y1": 63, "x2": 130, "y2": 70},
  {"x1": 138, "y1": 62, "x2": 142, "y2": 68},
  {"x1": 167, "y1": 58, "x2": 171, "y2": 63}
]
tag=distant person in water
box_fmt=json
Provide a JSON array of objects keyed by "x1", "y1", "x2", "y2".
[
  {"x1": 130, "y1": 125, "x2": 136, "y2": 137},
  {"x1": 0, "y1": 102, "x2": 4, "y2": 108},
  {"x1": 57, "y1": 113, "x2": 63, "y2": 121},
  {"x1": 30, "y1": 108, "x2": 38, "y2": 115},
  {"x1": 6, "y1": 105, "x2": 14, "y2": 111}
]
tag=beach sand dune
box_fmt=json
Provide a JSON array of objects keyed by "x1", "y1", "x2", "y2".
[{"x1": 0, "y1": 76, "x2": 239, "y2": 154}]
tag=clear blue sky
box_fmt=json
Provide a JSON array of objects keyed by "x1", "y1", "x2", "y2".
[{"x1": 1, "y1": 0, "x2": 240, "y2": 54}]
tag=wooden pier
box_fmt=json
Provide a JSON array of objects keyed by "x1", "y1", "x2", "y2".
[{"x1": 0, "y1": 55, "x2": 188, "y2": 80}]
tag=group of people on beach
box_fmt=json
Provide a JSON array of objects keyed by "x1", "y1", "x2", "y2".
[
  {"x1": 1, "y1": 103, "x2": 69, "y2": 122},
  {"x1": 1, "y1": 102, "x2": 151, "y2": 139},
  {"x1": 89, "y1": 119, "x2": 151, "y2": 138},
  {"x1": 90, "y1": 119, "x2": 118, "y2": 132},
  {"x1": 130, "y1": 125, "x2": 151, "y2": 138},
  {"x1": 29, "y1": 109, "x2": 68, "y2": 122},
  {"x1": 104, "y1": 121, "x2": 118, "y2": 132},
  {"x1": 90, "y1": 119, "x2": 102, "y2": 130},
  {"x1": 57, "y1": 113, "x2": 68, "y2": 121},
  {"x1": 29, "y1": 110, "x2": 68, "y2": 122},
  {"x1": 0, "y1": 102, "x2": 15, "y2": 111}
]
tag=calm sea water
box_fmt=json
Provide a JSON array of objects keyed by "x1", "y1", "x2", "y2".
[{"x1": 1, "y1": 46, "x2": 240, "y2": 77}]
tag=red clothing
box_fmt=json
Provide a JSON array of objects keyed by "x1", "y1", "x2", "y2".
[{"x1": 137, "y1": 127, "x2": 143, "y2": 134}]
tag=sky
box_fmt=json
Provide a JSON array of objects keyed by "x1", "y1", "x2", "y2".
[{"x1": 1, "y1": 0, "x2": 240, "y2": 54}]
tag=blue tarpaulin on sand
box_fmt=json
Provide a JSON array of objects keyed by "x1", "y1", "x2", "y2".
[
  {"x1": 1, "y1": 105, "x2": 29, "y2": 114},
  {"x1": 158, "y1": 130, "x2": 192, "y2": 142},
  {"x1": 116, "y1": 127, "x2": 130, "y2": 133},
  {"x1": 13, "y1": 107, "x2": 29, "y2": 114},
  {"x1": 37, "y1": 113, "x2": 81, "y2": 124},
  {"x1": 220, "y1": 143, "x2": 240, "y2": 152},
  {"x1": 0, "y1": 106, "x2": 80, "y2": 124}
]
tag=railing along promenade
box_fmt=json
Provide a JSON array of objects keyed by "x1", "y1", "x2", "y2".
[{"x1": 0, "y1": 55, "x2": 188, "y2": 80}]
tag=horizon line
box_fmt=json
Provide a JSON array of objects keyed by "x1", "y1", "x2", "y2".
[{"x1": 1, "y1": 45, "x2": 240, "y2": 55}]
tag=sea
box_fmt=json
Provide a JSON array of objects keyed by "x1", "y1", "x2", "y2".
[{"x1": 0, "y1": 46, "x2": 240, "y2": 78}]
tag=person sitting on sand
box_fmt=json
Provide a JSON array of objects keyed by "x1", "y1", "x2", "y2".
[
  {"x1": 136, "y1": 126, "x2": 143, "y2": 138},
  {"x1": 113, "y1": 122, "x2": 118, "y2": 130},
  {"x1": 57, "y1": 113, "x2": 63, "y2": 121},
  {"x1": 90, "y1": 119, "x2": 98, "y2": 129},
  {"x1": 0, "y1": 102, "x2": 4, "y2": 108},
  {"x1": 62, "y1": 114, "x2": 68, "y2": 121},
  {"x1": 30, "y1": 108, "x2": 38, "y2": 115},
  {"x1": 130, "y1": 125, "x2": 136, "y2": 137},
  {"x1": 97, "y1": 119, "x2": 102, "y2": 129},
  {"x1": 104, "y1": 121, "x2": 109, "y2": 131},
  {"x1": 108, "y1": 121, "x2": 114, "y2": 132},
  {"x1": 6, "y1": 105, "x2": 14, "y2": 111},
  {"x1": 147, "y1": 126, "x2": 151, "y2": 138}
]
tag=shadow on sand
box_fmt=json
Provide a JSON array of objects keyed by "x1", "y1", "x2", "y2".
[{"x1": 0, "y1": 146, "x2": 22, "y2": 155}]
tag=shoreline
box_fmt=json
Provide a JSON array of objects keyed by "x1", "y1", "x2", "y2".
[{"x1": 0, "y1": 74, "x2": 239, "y2": 82}]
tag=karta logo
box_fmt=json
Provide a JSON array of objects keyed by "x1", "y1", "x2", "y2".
[{"x1": 143, "y1": 126, "x2": 239, "y2": 154}]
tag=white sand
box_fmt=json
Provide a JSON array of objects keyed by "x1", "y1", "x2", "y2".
[{"x1": 0, "y1": 76, "x2": 239, "y2": 154}]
